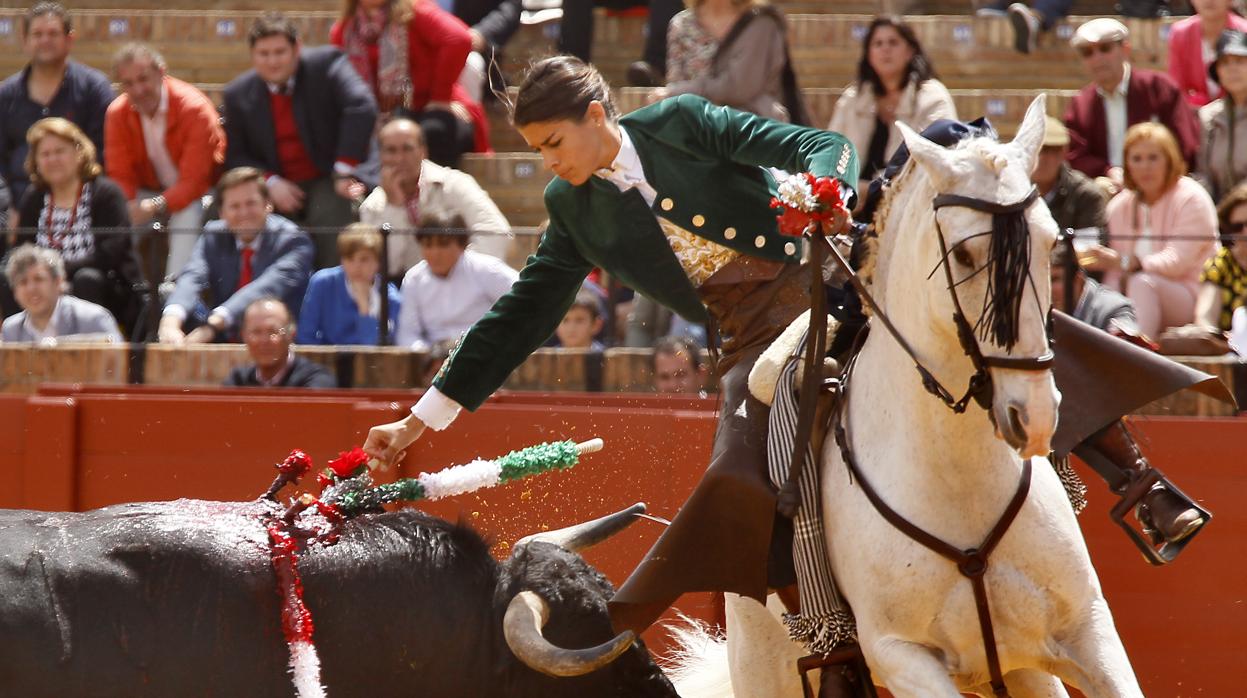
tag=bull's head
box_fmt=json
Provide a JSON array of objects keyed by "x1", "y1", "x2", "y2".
[{"x1": 501, "y1": 504, "x2": 649, "y2": 678}]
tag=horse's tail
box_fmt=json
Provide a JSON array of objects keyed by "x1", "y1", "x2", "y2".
[{"x1": 662, "y1": 615, "x2": 735, "y2": 698}]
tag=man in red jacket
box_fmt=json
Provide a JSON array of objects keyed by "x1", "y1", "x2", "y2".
[
  {"x1": 105, "y1": 43, "x2": 224, "y2": 285},
  {"x1": 1062, "y1": 17, "x2": 1200, "y2": 191}
]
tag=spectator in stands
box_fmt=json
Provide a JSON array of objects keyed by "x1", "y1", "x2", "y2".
[
  {"x1": 225, "y1": 297, "x2": 336, "y2": 388},
  {"x1": 11, "y1": 118, "x2": 142, "y2": 327},
  {"x1": 976, "y1": 2, "x2": 1073, "y2": 55},
  {"x1": 395, "y1": 213, "x2": 517, "y2": 351},
  {"x1": 105, "y1": 43, "x2": 226, "y2": 286},
  {"x1": 828, "y1": 16, "x2": 956, "y2": 198},
  {"x1": 2, "y1": 244, "x2": 122, "y2": 344},
  {"x1": 1032, "y1": 115, "x2": 1108, "y2": 233},
  {"x1": 160, "y1": 167, "x2": 314, "y2": 345},
  {"x1": 1191, "y1": 182, "x2": 1247, "y2": 333},
  {"x1": 224, "y1": 12, "x2": 375, "y2": 269},
  {"x1": 559, "y1": 0, "x2": 681, "y2": 88},
  {"x1": 0, "y1": 2, "x2": 114, "y2": 206},
  {"x1": 0, "y1": 175, "x2": 9, "y2": 231},
  {"x1": 1198, "y1": 29, "x2": 1247, "y2": 202},
  {"x1": 1168, "y1": 0, "x2": 1247, "y2": 108},
  {"x1": 1064, "y1": 18, "x2": 1200, "y2": 192},
  {"x1": 1082, "y1": 123, "x2": 1219, "y2": 340},
  {"x1": 654, "y1": 0, "x2": 806, "y2": 124},
  {"x1": 652, "y1": 334, "x2": 707, "y2": 394},
  {"x1": 1050, "y1": 238, "x2": 1139, "y2": 335},
  {"x1": 450, "y1": 0, "x2": 522, "y2": 103},
  {"x1": 553, "y1": 290, "x2": 606, "y2": 350},
  {"x1": 359, "y1": 118, "x2": 510, "y2": 279},
  {"x1": 331, "y1": 0, "x2": 491, "y2": 167},
  {"x1": 297, "y1": 223, "x2": 401, "y2": 345}
]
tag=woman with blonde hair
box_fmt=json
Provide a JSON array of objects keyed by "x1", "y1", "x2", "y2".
[
  {"x1": 656, "y1": 0, "x2": 807, "y2": 123},
  {"x1": 330, "y1": 0, "x2": 491, "y2": 166},
  {"x1": 10, "y1": 117, "x2": 140, "y2": 326},
  {"x1": 1084, "y1": 122, "x2": 1220, "y2": 339}
]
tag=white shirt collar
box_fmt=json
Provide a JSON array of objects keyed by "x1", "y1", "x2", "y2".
[
  {"x1": 1097, "y1": 62, "x2": 1131, "y2": 100},
  {"x1": 266, "y1": 76, "x2": 297, "y2": 95},
  {"x1": 22, "y1": 296, "x2": 63, "y2": 342},
  {"x1": 595, "y1": 126, "x2": 646, "y2": 189}
]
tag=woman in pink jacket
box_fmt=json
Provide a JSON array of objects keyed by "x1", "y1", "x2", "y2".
[
  {"x1": 1167, "y1": 0, "x2": 1247, "y2": 107},
  {"x1": 1086, "y1": 123, "x2": 1220, "y2": 339}
]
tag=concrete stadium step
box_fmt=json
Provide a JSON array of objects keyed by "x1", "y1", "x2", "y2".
[
  {"x1": 460, "y1": 79, "x2": 1071, "y2": 223},
  {"x1": 0, "y1": 10, "x2": 1174, "y2": 91},
  {"x1": 486, "y1": 85, "x2": 1076, "y2": 151}
]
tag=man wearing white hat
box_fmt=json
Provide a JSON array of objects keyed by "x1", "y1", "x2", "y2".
[{"x1": 1063, "y1": 17, "x2": 1200, "y2": 190}]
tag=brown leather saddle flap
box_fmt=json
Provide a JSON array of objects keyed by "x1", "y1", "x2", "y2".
[{"x1": 1051, "y1": 311, "x2": 1237, "y2": 456}]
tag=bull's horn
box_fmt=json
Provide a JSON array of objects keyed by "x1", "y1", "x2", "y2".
[
  {"x1": 503, "y1": 590, "x2": 637, "y2": 677},
  {"x1": 515, "y1": 502, "x2": 647, "y2": 553}
]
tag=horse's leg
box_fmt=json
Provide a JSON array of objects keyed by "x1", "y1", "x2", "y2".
[
  {"x1": 724, "y1": 592, "x2": 805, "y2": 697},
  {"x1": 1000, "y1": 670, "x2": 1071, "y2": 698},
  {"x1": 867, "y1": 637, "x2": 962, "y2": 698},
  {"x1": 1047, "y1": 609, "x2": 1144, "y2": 698}
]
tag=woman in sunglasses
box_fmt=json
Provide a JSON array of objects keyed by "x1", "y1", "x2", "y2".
[{"x1": 1193, "y1": 182, "x2": 1247, "y2": 335}]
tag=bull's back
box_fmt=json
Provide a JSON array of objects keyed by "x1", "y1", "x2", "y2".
[{"x1": 0, "y1": 500, "x2": 295, "y2": 697}]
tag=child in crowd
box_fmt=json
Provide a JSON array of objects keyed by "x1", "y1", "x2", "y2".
[{"x1": 553, "y1": 290, "x2": 606, "y2": 350}]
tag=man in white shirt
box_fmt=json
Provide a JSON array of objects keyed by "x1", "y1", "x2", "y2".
[
  {"x1": 105, "y1": 43, "x2": 226, "y2": 285},
  {"x1": 360, "y1": 118, "x2": 511, "y2": 280},
  {"x1": 396, "y1": 216, "x2": 518, "y2": 352},
  {"x1": 1063, "y1": 17, "x2": 1200, "y2": 190}
]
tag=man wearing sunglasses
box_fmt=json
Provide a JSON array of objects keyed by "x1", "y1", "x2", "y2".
[{"x1": 1063, "y1": 17, "x2": 1200, "y2": 193}]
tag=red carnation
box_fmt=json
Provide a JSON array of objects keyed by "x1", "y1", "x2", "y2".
[
  {"x1": 277, "y1": 449, "x2": 313, "y2": 477},
  {"x1": 327, "y1": 447, "x2": 371, "y2": 478}
]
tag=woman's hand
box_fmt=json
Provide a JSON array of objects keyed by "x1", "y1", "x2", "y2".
[
  {"x1": 363, "y1": 413, "x2": 426, "y2": 469},
  {"x1": 1079, "y1": 244, "x2": 1119, "y2": 272}
]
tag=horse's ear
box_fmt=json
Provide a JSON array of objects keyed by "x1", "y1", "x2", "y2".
[
  {"x1": 898, "y1": 120, "x2": 958, "y2": 190},
  {"x1": 1012, "y1": 94, "x2": 1048, "y2": 174}
]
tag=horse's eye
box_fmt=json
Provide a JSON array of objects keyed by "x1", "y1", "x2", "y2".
[{"x1": 953, "y1": 246, "x2": 974, "y2": 268}]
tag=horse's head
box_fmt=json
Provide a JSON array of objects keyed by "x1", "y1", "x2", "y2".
[{"x1": 882, "y1": 96, "x2": 1059, "y2": 457}]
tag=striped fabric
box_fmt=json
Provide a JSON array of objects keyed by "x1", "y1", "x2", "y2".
[{"x1": 766, "y1": 328, "x2": 857, "y2": 655}]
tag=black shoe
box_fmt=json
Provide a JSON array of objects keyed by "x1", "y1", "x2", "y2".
[
  {"x1": 626, "y1": 61, "x2": 662, "y2": 87},
  {"x1": 1007, "y1": 3, "x2": 1039, "y2": 54}
]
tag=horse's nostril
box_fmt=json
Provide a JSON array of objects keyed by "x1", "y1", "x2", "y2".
[{"x1": 1008, "y1": 404, "x2": 1027, "y2": 440}]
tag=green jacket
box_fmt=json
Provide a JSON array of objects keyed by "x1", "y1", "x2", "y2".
[{"x1": 436, "y1": 94, "x2": 859, "y2": 409}]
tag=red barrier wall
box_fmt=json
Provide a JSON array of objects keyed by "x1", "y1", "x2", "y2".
[{"x1": 1, "y1": 385, "x2": 1242, "y2": 694}]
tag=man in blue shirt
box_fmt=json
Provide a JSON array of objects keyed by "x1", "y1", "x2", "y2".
[{"x1": 0, "y1": 2, "x2": 115, "y2": 206}]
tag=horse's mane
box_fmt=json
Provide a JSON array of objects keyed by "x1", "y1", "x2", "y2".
[{"x1": 857, "y1": 136, "x2": 1033, "y2": 350}]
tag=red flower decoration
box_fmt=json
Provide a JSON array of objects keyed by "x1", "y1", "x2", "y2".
[
  {"x1": 277, "y1": 449, "x2": 313, "y2": 477},
  {"x1": 771, "y1": 173, "x2": 846, "y2": 237},
  {"x1": 327, "y1": 447, "x2": 371, "y2": 478}
]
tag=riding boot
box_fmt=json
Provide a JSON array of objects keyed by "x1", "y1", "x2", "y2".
[{"x1": 1073, "y1": 419, "x2": 1207, "y2": 549}]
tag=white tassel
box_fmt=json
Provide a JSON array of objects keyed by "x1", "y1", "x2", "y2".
[
  {"x1": 288, "y1": 640, "x2": 326, "y2": 698},
  {"x1": 417, "y1": 459, "x2": 502, "y2": 500}
]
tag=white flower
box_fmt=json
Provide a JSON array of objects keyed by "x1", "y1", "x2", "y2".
[{"x1": 776, "y1": 173, "x2": 817, "y2": 212}]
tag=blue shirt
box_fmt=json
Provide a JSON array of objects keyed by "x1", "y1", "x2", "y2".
[
  {"x1": 0, "y1": 61, "x2": 116, "y2": 203},
  {"x1": 296, "y1": 265, "x2": 402, "y2": 345}
]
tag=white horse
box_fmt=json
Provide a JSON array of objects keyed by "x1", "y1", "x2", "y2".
[{"x1": 673, "y1": 96, "x2": 1143, "y2": 698}]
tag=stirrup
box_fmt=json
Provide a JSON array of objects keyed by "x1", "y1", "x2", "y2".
[
  {"x1": 1109, "y1": 467, "x2": 1211, "y2": 566},
  {"x1": 797, "y1": 646, "x2": 878, "y2": 698}
]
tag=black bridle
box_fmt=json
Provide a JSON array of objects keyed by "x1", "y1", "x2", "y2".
[
  {"x1": 927, "y1": 185, "x2": 1054, "y2": 413},
  {"x1": 819, "y1": 185, "x2": 1053, "y2": 416}
]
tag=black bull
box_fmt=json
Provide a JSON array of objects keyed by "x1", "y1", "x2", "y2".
[{"x1": 0, "y1": 499, "x2": 679, "y2": 697}]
